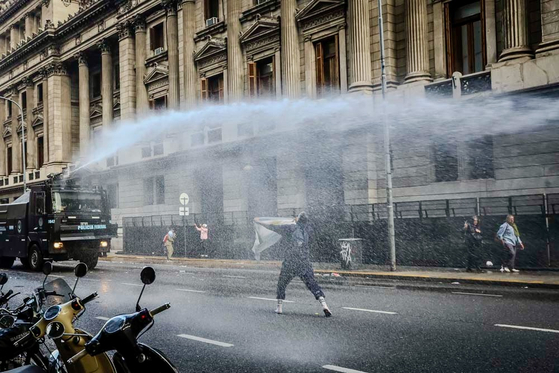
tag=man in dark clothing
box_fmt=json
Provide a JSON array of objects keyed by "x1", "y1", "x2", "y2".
[
  {"x1": 463, "y1": 215, "x2": 483, "y2": 272},
  {"x1": 255, "y1": 212, "x2": 331, "y2": 317}
]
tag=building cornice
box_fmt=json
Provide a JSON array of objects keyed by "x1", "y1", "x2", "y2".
[
  {"x1": 0, "y1": 28, "x2": 53, "y2": 72},
  {"x1": 0, "y1": 0, "x2": 32, "y2": 24}
]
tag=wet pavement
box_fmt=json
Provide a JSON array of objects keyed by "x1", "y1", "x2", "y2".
[{"x1": 1, "y1": 259, "x2": 559, "y2": 373}]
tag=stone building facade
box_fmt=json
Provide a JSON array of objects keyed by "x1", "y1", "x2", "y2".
[{"x1": 0, "y1": 0, "x2": 558, "y2": 253}]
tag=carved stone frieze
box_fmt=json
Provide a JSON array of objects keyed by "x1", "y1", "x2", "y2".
[
  {"x1": 295, "y1": 0, "x2": 346, "y2": 35},
  {"x1": 240, "y1": 16, "x2": 280, "y2": 53}
]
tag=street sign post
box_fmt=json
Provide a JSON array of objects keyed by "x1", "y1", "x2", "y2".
[{"x1": 179, "y1": 193, "x2": 190, "y2": 258}]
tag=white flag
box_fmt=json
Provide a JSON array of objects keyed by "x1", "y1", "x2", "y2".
[{"x1": 251, "y1": 217, "x2": 295, "y2": 260}]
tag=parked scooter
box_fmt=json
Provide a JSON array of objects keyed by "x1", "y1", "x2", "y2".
[
  {"x1": 66, "y1": 267, "x2": 177, "y2": 373},
  {"x1": 0, "y1": 263, "x2": 67, "y2": 371}
]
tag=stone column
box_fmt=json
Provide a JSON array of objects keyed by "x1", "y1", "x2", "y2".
[
  {"x1": 46, "y1": 62, "x2": 72, "y2": 164},
  {"x1": 76, "y1": 53, "x2": 90, "y2": 159},
  {"x1": 485, "y1": 0, "x2": 498, "y2": 64},
  {"x1": 25, "y1": 13, "x2": 34, "y2": 39},
  {"x1": 182, "y1": 0, "x2": 197, "y2": 108},
  {"x1": 404, "y1": 0, "x2": 431, "y2": 82},
  {"x1": 348, "y1": 0, "x2": 374, "y2": 92},
  {"x1": 99, "y1": 39, "x2": 113, "y2": 127},
  {"x1": 227, "y1": 0, "x2": 243, "y2": 101},
  {"x1": 11, "y1": 91, "x2": 21, "y2": 174},
  {"x1": 499, "y1": 0, "x2": 533, "y2": 61},
  {"x1": 164, "y1": 0, "x2": 180, "y2": 109},
  {"x1": 40, "y1": 69, "x2": 49, "y2": 165},
  {"x1": 118, "y1": 22, "x2": 136, "y2": 120},
  {"x1": 281, "y1": 0, "x2": 301, "y2": 98},
  {"x1": 23, "y1": 77, "x2": 36, "y2": 169},
  {"x1": 10, "y1": 25, "x2": 19, "y2": 49},
  {"x1": 0, "y1": 35, "x2": 5, "y2": 55},
  {"x1": 134, "y1": 15, "x2": 149, "y2": 113},
  {"x1": 536, "y1": 0, "x2": 559, "y2": 55},
  {"x1": 0, "y1": 99, "x2": 5, "y2": 176}
]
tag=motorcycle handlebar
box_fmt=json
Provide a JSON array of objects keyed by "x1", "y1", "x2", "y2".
[
  {"x1": 67, "y1": 348, "x2": 88, "y2": 365},
  {"x1": 150, "y1": 303, "x2": 171, "y2": 316},
  {"x1": 0, "y1": 289, "x2": 13, "y2": 303},
  {"x1": 81, "y1": 292, "x2": 98, "y2": 305}
]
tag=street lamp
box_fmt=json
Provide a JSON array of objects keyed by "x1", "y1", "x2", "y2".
[
  {"x1": 0, "y1": 96, "x2": 27, "y2": 193},
  {"x1": 377, "y1": 0, "x2": 396, "y2": 271}
]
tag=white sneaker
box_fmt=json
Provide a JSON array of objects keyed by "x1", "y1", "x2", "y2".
[
  {"x1": 512, "y1": 269, "x2": 520, "y2": 273},
  {"x1": 500, "y1": 266, "x2": 504, "y2": 273},
  {"x1": 275, "y1": 300, "x2": 283, "y2": 314},
  {"x1": 318, "y1": 296, "x2": 332, "y2": 317},
  {"x1": 504, "y1": 267, "x2": 511, "y2": 273}
]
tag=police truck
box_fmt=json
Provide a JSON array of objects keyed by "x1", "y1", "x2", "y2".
[{"x1": 0, "y1": 173, "x2": 117, "y2": 271}]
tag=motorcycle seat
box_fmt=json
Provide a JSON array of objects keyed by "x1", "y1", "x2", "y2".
[{"x1": 4, "y1": 366, "x2": 45, "y2": 373}]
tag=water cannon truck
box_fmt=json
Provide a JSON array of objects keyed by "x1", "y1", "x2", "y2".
[{"x1": 0, "y1": 172, "x2": 117, "y2": 271}]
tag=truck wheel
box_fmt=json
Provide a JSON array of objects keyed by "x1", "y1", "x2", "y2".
[
  {"x1": 82, "y1": 253, "x2": 99, "y2": 270},
  {"x1": 28, "y1": 246, "x2": 44, "y2": 272},
  {"x1": 0, "y1": 257, "x2": 15, "y2": 269}
]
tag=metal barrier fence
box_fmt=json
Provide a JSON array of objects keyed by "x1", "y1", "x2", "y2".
[{"x1": 122, "y1": 193, "x2": 559, "y2": 268}]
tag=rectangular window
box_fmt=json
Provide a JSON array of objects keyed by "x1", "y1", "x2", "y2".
[
  {"x1": 434, "y1": 143, "x2": 458, "y2": 182},
  {"x1": 207, "y1": 126, "x2": 222, "y2": 143},
  {"x1": 37, "y1": 83, "x2": 43, "y2": 105},
  {"x1": 150, "y1": 23, "x2": 165, "y2": 51},
  {"x1": 205, "y1": 0, "x2": 219, "y2": 20},
  {"x1": 201, "y1": 74, "x2": 224, "y2": 102},
  {"x1": 445, "y1": 0, "x2": 486, "y2": 76},
  {"x1": 469, "y1": 136, "x2": 494, "y2": 179},
  {"x1": 155, "y1": 176, "x2": 165, "y2": 205},
  {"x1": 21, "y1": 92, "x2": 27, "y2": 112},
  {"x1": 35, "y1": 192, "x2": 45, "y2": 214},
  {"x1": 22, "y1": 141, "x2": 27, "y2": 171},
  {"x1": 7, "y1": 147, "x2": 12, "y2": 175},
  {"x1": 150, "y1": 96, "x2": 167, "y2": 111},
  {"x1": 37, "y1": 136, "x2": 44, "y2": 168},
  {"x1": 141, "y1": 139, "x2": 164, "y2": 158},
  {"x1": 7, "y1": 101, "x2": 12, "y2": 118},
  {"x1": 107, "y1": 184, "x2": 119, "y2": 209},
  {"x1": 114, "y1": 64, "x2": 120, "y2": 90},
  {"x1": 143, "y1": 177, "x2": 155, "y2": 205},
  {"x1": 248, "y1": 57, "x2": 275, "y2": 97},
  {"x1": 91, "y1": 72, "x2": 101, "y2": 98},
  {"x1": 315, "y1": 36, "x2": 340, "y2": 95}
]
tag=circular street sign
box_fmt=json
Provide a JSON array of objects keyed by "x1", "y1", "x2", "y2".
[{"x1": 179, "y1": 193, "x2": 190, "y2": 205}]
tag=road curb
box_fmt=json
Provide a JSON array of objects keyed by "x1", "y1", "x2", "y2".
[{"x1": 100, "y1": 255, "x2": 559, "y2": 290}]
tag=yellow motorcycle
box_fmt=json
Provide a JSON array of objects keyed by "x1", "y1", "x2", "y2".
[{"x1": 20, "y1": 263, "x2": 116, "y2": 373}]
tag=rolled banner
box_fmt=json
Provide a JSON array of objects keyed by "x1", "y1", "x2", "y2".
[{"x1": 252, "y1": 217, "x2": 295, "y2": 260}]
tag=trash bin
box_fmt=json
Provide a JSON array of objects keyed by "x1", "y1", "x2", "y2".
[{"x1": 339, "y1": 238, "x2": 363, "y2": 269}]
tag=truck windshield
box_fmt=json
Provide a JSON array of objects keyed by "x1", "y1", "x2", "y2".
[{"x1": 52, "y1": 191, "x2": 103, "y2": 213}]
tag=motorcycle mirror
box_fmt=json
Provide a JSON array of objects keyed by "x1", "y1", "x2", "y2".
[
  {"x1": 46, "y1": 322, "x2": 65, "y2": 339},
  {"x1": 0, "y1": 273, "x2": 7, "y2": 286},
  {"x1": 42, "y1": 262, "x2": 53, "y2": 289},
  {"x1": 74, "y1": 263, "x2": 88, "y2": 278},
  {"x1": 140, "y1": 267, "x2": 156, "y2": 285},
  {"x1": 0, "y1": 315, "x2": 14, "y2": 328},
  {"x1": 72, "y1": 263, "x2": 88, "y2": 296},
  {"x1": 135, "y1": 267, "x2": 156, "y2": 312}
]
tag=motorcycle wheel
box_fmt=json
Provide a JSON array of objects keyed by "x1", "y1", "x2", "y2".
[{"x1": 0, "y1": 350, "x2": 48, "y2": 372}]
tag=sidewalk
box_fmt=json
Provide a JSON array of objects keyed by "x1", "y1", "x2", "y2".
[{"x1": 100, "y1": 253, "x2": 559, "y2": 290}]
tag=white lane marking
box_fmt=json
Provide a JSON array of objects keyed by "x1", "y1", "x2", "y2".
[
  {"x1": 343, "y1": 307, "x2": 397, "y2": 315},
  {"x1": 223, "y1": 275, "x2": 246, "y2": 279},
  {"x1": 248, "y1": 296, "x2": 294, "y2": 303},
  {"x1": 177, "y1": 334, "x2": 234, "y2": 347},
  {"x1": 495, "y1": 324, "x2": 559, "y2": 334},
  {"x1": 49, "y1": 275, "x2": 65, "y2": 278},
  {"x1": 452, "y1": 292, "x2": 503, "y2": 298},
  {"x1": 122, "y1": 283, "x2": 143, "y2": 287},
  {"x1": 96, "y1": 317, "x2": 110, "y2": 321},
  {"x1": 355, "y1": 285, "x2": 395, "y2": 289},
  {"x1": 323, "y1": 365, "x2": 369, "y2": 373},
  {"x1": 176, "y1": 288, "x2": 206, "y2": 293}
]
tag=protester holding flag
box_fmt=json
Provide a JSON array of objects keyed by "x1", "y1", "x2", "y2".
[{"x1": 254, "y1": 212, "x2": 332, "y2": 317}]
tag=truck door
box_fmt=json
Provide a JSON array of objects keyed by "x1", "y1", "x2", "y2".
[{"x1": 29, "y1": 191, "x2": 47, "y2": 252}]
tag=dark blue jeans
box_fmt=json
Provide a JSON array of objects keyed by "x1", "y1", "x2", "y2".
[{"x1": 276, "y1": 261, "x2": 325, "y2": 300}]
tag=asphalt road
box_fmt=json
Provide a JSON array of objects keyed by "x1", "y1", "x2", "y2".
[{"x1": 2, "y1": 260, "x2": 559, "y2": 373}]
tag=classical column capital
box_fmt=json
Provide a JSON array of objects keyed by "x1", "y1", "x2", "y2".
[
  {"x1": 117, "y1": 22, "x2": 134, "y2": 41},
  {"x1": 75, "y1": 52, "x2": 88, "y2": 66},
  {"x1": 21, "y1": 76, "x2": 33, "y2": 88},
  {"x1": 45, "y1": 62, "x2": 68, "y2": 77},
  {"x1": 24, "y1": 12, "x2": 33, "y2": 20},
  {"x1": 97, "y1": 39, "x2": 111, "y2": 54},
  {"x1": 162, "y1": 0, "x2": 178, "y2": 16},
  {"x1": 41, "y1": 0, "x2": 50, "y2": 7},
  {"x1": 133, "y1": 15, "x2": 146, "y2": 32}
]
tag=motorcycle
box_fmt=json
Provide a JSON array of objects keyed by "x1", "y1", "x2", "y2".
[
  {"x1": 65, "y1": 267, "x2": 177, "y2": 373},
  {"x1": 0, "y1": 263, "x2": 69, "y2": 371}
]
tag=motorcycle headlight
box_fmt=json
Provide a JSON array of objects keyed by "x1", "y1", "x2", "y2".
[
  {"x1": 44, "y1": 305, "x2": 61, "y2": 321},
  {"x1": 104, "y1": 315, "x2": 126, "y2": 334}
]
